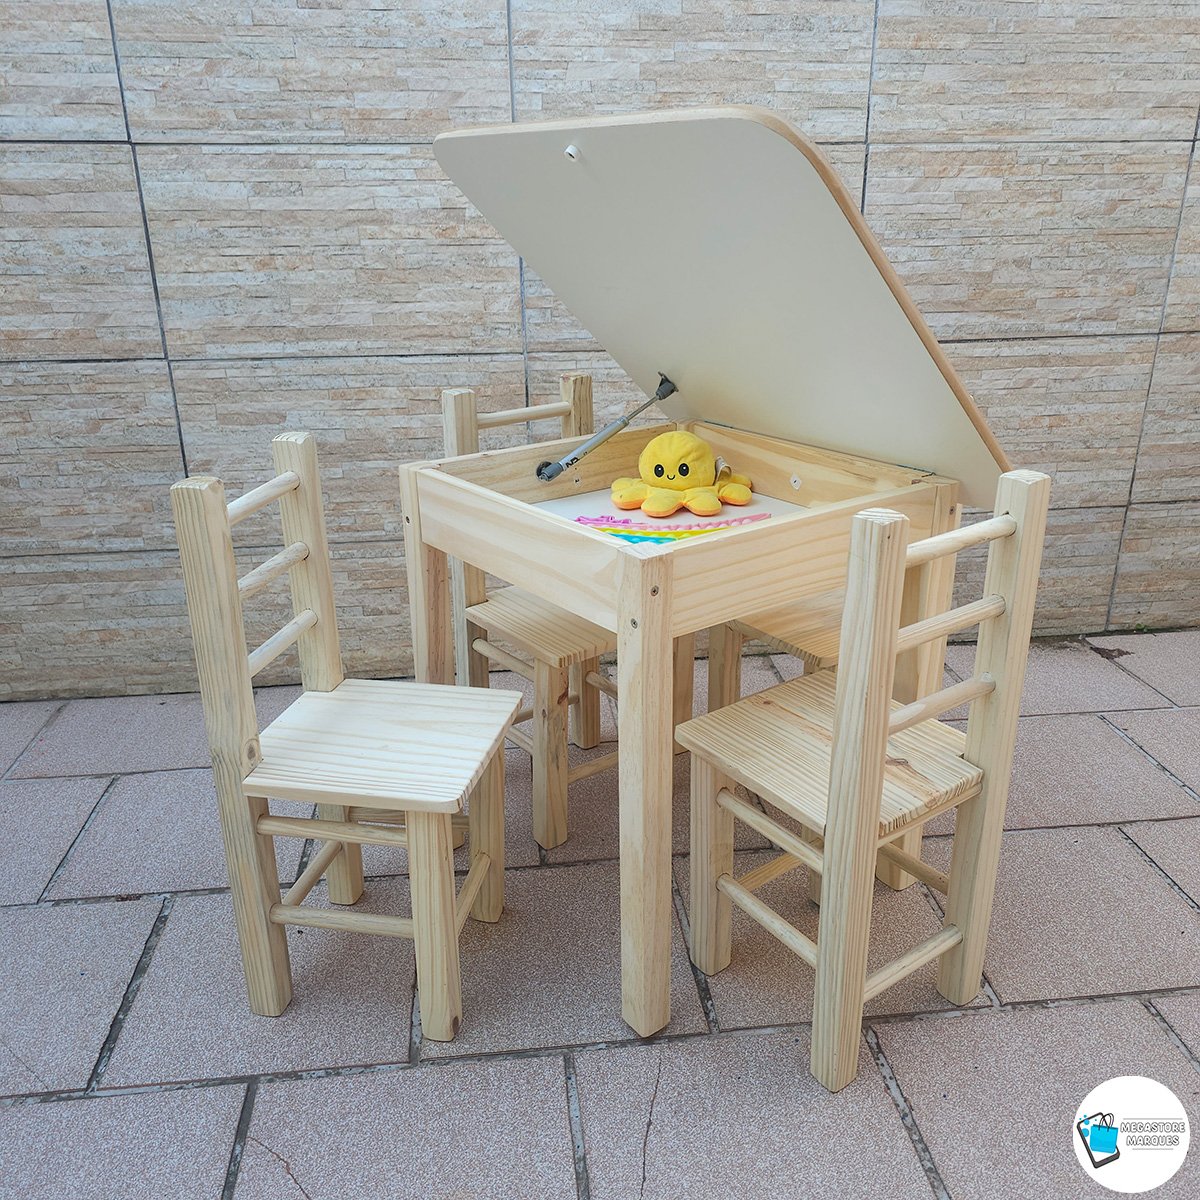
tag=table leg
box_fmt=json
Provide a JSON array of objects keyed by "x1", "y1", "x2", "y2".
[
  {"x1": 616, "y1": 553, "x2": 675, "y2": 1037},
  {"x1": 399, "y1": 465, "x2": 454, "y2": 686}
]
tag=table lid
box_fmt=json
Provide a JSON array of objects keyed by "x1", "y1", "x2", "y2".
[{"x1": 434, "y1": 107, "x2": 1010, "y2": 506}]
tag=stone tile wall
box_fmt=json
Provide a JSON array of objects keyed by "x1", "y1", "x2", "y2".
[{"x1": 1, "y1": 0, "x2": 1197, "y2": 698}]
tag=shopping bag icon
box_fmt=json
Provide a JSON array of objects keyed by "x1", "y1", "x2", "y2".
[
  {"x1": 1077, "y1": 1112, "x2": 1120, "y2": 1168},
  {"x1": 1090, "y1": 1115, "x2": 1118, "y2": 1154}
]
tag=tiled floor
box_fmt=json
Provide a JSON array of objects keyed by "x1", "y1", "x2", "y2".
[{"x1": 1, "y1": 635, "x2": 1198, "y2": 1199}]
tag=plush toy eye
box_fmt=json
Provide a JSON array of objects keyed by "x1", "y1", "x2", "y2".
[
  {"x1": 678, "y1": 462, "x2": 689, "y2": 476},
  {"x1": 654, "y1": 464, "x2": 664, "y2": 478}
]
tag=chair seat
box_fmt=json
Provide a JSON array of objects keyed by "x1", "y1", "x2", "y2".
[
  {"x1": 244, "y1": 679, "x2": 522, "y2": 812},
  {"x1": 732, "y1": 587, "x2": 844, "y2": 671},
  {"x1": 467, "y1": 586, "x2": 617, "y2": 668},
  {"x1": 676, "y1": 672, "x2": 982, "y2": 837}
]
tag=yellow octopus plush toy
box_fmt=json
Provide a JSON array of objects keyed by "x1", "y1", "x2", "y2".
[{"x1": 611, "y1": 430, "x2": 753, "y2": 518}]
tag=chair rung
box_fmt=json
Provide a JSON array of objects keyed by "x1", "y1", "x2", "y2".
[
  {"x1": 472, "y1": 638, "x2": 535, "y2": 682},
  {"x1": 863, "y1": 926, "x2": 962, "y2": 1002},
  {"x1": 238, "y1": 541, "x2": 309, "y2": 600},
  {"x1": 476, "y1": 399, "x2": 572, "y2": 429},
  {"x1": 270, "y1": 904, "x2": 413, "y2": 939},
  {"x1": 875, "y1": 841, "x2": 950, "y2": 895},
  {"x1": 258, "y1": 814, "x2": 411, "y2": 848},
  {"x1": 247, "y1": 608, "x2": 317, "y2": 676},
  {"x1": 735, "y1": 851, "x2": 806, "y2": 893},
  {"x1": 887, "y1": 675, "x2": 994, "y2": 735},
  {"x1": 895, "y1": 594, "x2": 1005, "y2": 655},
  {"x1": 227, "y1": 470, "x2": 300, "y2": 526},
  {"x1": 716, "y1": 788, "x2": 824, "y2": 874},
  {"x1": 584, "y1": 670, "x2": 618, "y2": 700},
  {"x1": 717, "y1": 873, "x2": 818, "y2": 968},
  {"x1": 905, "y1": 515, "x2": 1016, "y2": 567},
  {"x1": 281, "y1": 837, "x2": 343, "y2": 907},
  {"x1": 344, "y1": 810, "x2": 470, "y2": 831},
  {"x1": 507, "y1": 725, "x2": 534, "y2": 754},
  {"x1": 567, "y1": 750, "x2": 619, "y2": 785},
  {"x1": 455, "y1": 853, "x2": 491, "y2": 935}
]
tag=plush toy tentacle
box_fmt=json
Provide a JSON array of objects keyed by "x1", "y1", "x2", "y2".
[
  {"x1": 681, "y1": 487, "x2": 723, "y2": 516},
  {"x1": 611, "y1": 478, "x2": 649, "y2": 510},
  {"x1": 717, "y1": 481, "x2": 752, "y2": 506},
  {"x1": 640, "y1": 486, "x2": 687, "y2": 518}
]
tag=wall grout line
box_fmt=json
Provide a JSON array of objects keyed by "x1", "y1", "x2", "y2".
[
  {"x1": 1104, "y1": 135, "x2": 1197, "y2": 629},
  {"x1": 102, "y1": 0, "x2": 189, "y2": 477},
  {"x1": 128, "y1": 142, "x2": 189, "y2": 477},
  {"x1": 860, "y1": 0, "x2": 883, "y2": 215},
  {"x1": 7, "y1": 135, "x2": 1198, "y2": 150}
]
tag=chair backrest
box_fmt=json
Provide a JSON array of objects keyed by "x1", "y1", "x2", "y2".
[
  {"x1": 170, "y1": 431, "x2": 342, "y2": 781},
  {"x1": 828, "y1": 469, "x2": 1051, "y2": 833},
  {"x1": 440, "y1": 373, "x2": 595, "y2": 685}
]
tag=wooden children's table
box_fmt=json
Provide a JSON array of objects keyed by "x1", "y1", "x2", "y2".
[{"x1": 400, "y1": 108, "x2": 1010, "y2": 1038}]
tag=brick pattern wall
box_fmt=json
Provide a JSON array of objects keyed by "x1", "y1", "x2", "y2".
[{"x1": 2, "y1": 0, "x2": 1198, "y2": 699}]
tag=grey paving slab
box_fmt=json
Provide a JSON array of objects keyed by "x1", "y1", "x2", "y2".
[
  {"x1": 0, "y1": 899, "x2": 161, "y2": 1095},
  {"x1": 422, "y1": 859, "x2": 707, "y2": 1059},
  {"x1": 1153, "y1": 993, "x2": 1200, "y2": 1062},
  {"x1": 236, "y1": 1058, "x2": 577, "y2": 1199},
  {"x1": 925, "y1": 826, "x2": 1200, "y2": 1001},
  {"x1": 1089, "y1": 630, "x2": 1200, "y2": 706},
  {"x1": 1122, "y1": 817, "x2": 1200, "y2": 904},
  {"x1": 104, "y1": 884, "x2": 416, "y2": 1086},
  {"x1": 0, "y1": 1084, "x2": 243, "y2": 1200},
  {"x1": 877, "y1": 1002, "x2": 1200, "y2": 1200},
  {"x1": 1109, "y1": 707, "x2": 1200, "y2": 791},
  {"x1": 574, "y1": 1029, "x2": 930, "y2": 1199},
  {"x1": 10, "y1": 686, "x2": 300, "y2": 778},
  {"x1": 0, "y1": 776, "x2": 109, "y2": 904},
  {"x1": 946, "y1": 638, "x2": 1170, "y2": 715},
  {"x1": 43, "y1": 769, "x2": 306, "y2": 899},
  {"x1": 1001, "y1": 714, "x2": 1197, "y2": 828},
  {"x1": 0, "y1": 701, "x2": 61, "y2": 775}
]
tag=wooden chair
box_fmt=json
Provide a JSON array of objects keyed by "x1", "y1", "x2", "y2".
[
  {"x1": 171, "y1": 432, "x2": 521, "y2": 1041},
  {"x1": 679, "y1": 469, "x2": 1050, "y2": 1091},
  {"x1": 709, "y1": 483, "x2": 961, "y2": 894},
  {"x1": 441, "y1": 373, "x2": 695, "y2": 849}
]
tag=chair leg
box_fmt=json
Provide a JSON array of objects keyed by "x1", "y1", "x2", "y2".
[
  {"x1": 218, "y1": 780, "x2": 292, "y2": 1017},
  {"x1": 689, "y1": 756, "x2": 734, "y2": 975},
  {"x1": 533, "y1": 660, "x2": 570, "y2": 849},
  {"x1": 569, "y1": 658, "x2": 602, "y2": 750},
  {"x1": 707, "y1": 623, "x2": 742, "y2": 712},
  {"x1": 802, "y1": 828, "x2": 823, "y2": 906},
  {"x1": 409, "y1": 810, "x2": 463, "y2": 1041},
  {"x1": 936, "y1": 788, "x2": 1003, "y2": 1005},
  {"x1": 317, "y1": 803, "x2": 364, "y2": 904},
  {"x1": 810, "y1": 836, "x2": 876, "y2": 1093},
  {"x1": 469, "y1": 750, "x2": 505, "y2": 922},
  {"x1": 673, "y1": 633, "x2": 696, "y2": 749}
]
